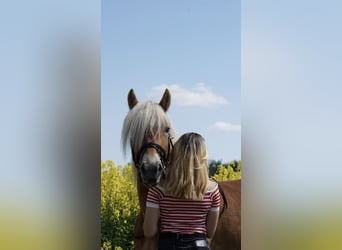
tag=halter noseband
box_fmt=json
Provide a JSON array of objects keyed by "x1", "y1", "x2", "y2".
[{"x1": 133, "y1": 128, "x2": 173, "y2": 170}]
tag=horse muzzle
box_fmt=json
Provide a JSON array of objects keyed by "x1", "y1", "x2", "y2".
[{"x1": 140, "y1": 163, "x2": 164, "y2": 187}]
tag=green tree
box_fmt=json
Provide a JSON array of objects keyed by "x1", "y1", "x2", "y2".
[{"x1": 212, "y1": 160, "x2": 241, "y2": 181}]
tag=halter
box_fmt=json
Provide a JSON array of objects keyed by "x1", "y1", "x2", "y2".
[{"x1": 132, "y1": 127, "x2": 174, "y2": 171}]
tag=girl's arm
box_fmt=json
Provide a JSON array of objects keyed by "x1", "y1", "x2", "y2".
[
  {"x1": 206, "y1": 210, "x2": 219, "y2": 238},
  {"x1": 143, "y1": 206, "x2": 159, "y2": 238},
  {"x1": 206, "y1": 180, "x2": 220, "y2": 238}
]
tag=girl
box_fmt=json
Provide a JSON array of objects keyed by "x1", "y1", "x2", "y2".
[{"x1": 143, "y1": 132, "x2": 221, "y2": 250}]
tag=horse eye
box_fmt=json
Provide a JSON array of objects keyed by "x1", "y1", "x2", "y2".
[{"x1": 164, "y1": 127, "x2": 170, "y2": 133}]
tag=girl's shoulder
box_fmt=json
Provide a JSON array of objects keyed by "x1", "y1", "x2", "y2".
[
  {"x1": 155, "y1": 184, "x2": 166, "y2": 194},
  {"x1": 148, "y1": 185, "x2": 166, "y2": 199},
  {"x1": 207, "y1": 179, "x2": 219, "y2": 193}
]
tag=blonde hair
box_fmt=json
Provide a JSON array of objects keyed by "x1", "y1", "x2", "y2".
[{"x1": 163, "y1": 133, "x2": 209, "y2": 200}]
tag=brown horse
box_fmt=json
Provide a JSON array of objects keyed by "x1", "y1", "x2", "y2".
[
  {"x1": 121, "y1": 88, "x2": 241, "y2": 250},
  {"x1": 121, "y1": 88, "x2": 177, "y2": 250},
  {"x1": 211, "y1": 179, "x2": 241, "y2": 250}
]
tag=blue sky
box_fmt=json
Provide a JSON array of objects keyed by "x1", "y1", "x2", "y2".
[{"x1": 101, "y1": 1, "x2": 241, "y2": 165}]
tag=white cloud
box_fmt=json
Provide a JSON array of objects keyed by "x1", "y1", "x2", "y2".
[
  {"x1": 208, "y1": 121, "x2": 241, "y2": 132},
  {"x1": 149, "y1": 83, "x2": 229, "y2": 107}
]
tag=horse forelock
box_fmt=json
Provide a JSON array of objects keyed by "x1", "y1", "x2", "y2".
[{"x1": 121, "y1": 101, "x2": 176, "y2": 161}]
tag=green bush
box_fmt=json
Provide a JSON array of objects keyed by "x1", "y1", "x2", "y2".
[{"x1": 101, "y1": 160, "x2": 139, "y2": 250}]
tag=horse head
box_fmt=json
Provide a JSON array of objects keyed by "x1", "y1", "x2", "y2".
[{"x1": 122, "y1": 88, "x2": 176, "y2": 187}]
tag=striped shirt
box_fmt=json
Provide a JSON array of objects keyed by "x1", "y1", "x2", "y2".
[{"x1": 146, "y1": 183, "x2": 221, "y2": 234}]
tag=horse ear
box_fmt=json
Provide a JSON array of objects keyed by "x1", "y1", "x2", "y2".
[
  {"x1": 159, "y1": 89, "x2": 171, "y2": 112},
  {"x1": 128, "y1": 89, "x2": 139, "y2": 110}
]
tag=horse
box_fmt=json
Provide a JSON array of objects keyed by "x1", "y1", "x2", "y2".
[
  {"x1": 121, "y1": 88, "x2": 241, "y2": 250},
  {"x1": 121, "y1": 88, "x2": 177, "y2": 250},
  {"x1": 211, "y1": 179, "x2": 241, "y2": 250}
]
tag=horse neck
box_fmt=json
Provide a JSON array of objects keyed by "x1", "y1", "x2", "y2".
[{"x1": 137, "y1": 176, "x2": 148, "y2": 215}]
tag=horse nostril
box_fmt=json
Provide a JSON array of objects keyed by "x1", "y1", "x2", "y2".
[{"x1": 141, "y1": 164, "x2": 146, "y2": 174}]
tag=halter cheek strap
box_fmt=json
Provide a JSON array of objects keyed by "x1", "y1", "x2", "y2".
[
  {"x1": 136, "y1": 142, "x2": 167, "y2": 169},
  {"x1": 133, "y1": 128, "x2": 173, "y2": 170}
]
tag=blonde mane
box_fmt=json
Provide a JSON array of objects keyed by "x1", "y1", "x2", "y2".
[{"x1": 121, "y1": 100, "x2": 176, "y2": 164}]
